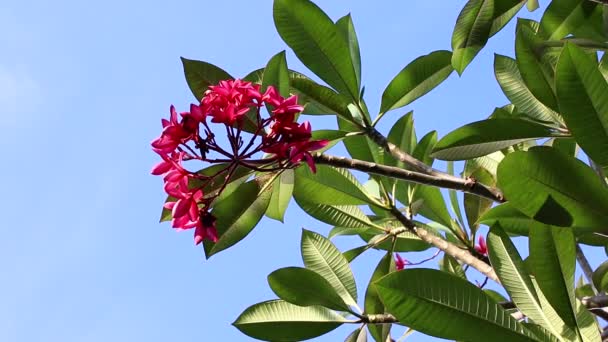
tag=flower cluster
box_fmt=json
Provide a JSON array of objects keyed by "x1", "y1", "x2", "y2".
[
  {"x1": 395, "y1": 254, "x2": 409, "y2": 270},
  {"x1": 475, "y1": 235, "x2": 488, "y2": 256},
  {"x1": 151, "y1": 79, "x2": 328, "y2": 246}
]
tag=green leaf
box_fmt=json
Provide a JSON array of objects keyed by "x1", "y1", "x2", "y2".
[
  {"x1": 342, "y1": 245, "x2": 368, "y2": 263},
  {"x1": 464, "y1": 167, "x2": 495, "y2": 232},
  {"x1": 515, "y1": 20, "x2": 559, "y2": 112},
  {"x1": 387, "y1": 111, "x2": 417, "y2": 168},
  {"x1": 487, "y1": 224, "x2": 564, "y2": 338},
  {"x1": 266, "y1": 170, "x2": 294, "y2": 222},
  {"x1": 204, "y1": 178, "x2": 271, "y2": 257},
  {"x1": 414, "y1": 185, "x2": 453, "y2": 229},
  {"x1": 376, "y1": 269, "x2": 537, "y2": 341},
  {"x1": 335, "y1": 14, "x2": 362, "y2": 91},
  {"x1": 273, "y1": 0, "x2": 360, "y2": 100},
  {"x1": 452, "y1": 0, "x2": 495, "y2": 74},
  {"x1": 296, "y1": 199, "x2": 374, "y2": 229},
  {"x1": 180, "y1": 58, "x2": 233, "y2": 100},
  {"x1": 490, "y1": 0, "x2": 526, "y2": 36},
  {"x1": 365, "y1": 252, "x2": 395, "y2": 342},
  {"x1": 233, "y1": 299, "x2": 346, "y2": 341},
  {"x1": 412, "y1": 130, "x2": 438, "y2": 166},
  {"x1": 527, "y1": 0, "x2": 539, "y2": 12},
  {"x1": 380, "y1": 50, "x2": 453, "y2": 113},
  {"x1": 290, "y1": 76, "x2": 352, "y2": 118},
  {"x1": 556, "y1": 43, "x2": 608, "y2": 172},
  {"x1": 301, "y1": 229, "x2": 358, "y2": 307},
  {"x1": 268, "y1": 267, "x2": 351, "y2": 312},
  {"x1": 447, "y1": 161, "x2": 466, "y2": 228},
  {"x1": 262, "y1": 51, "x2": 290, "y2": 97},
  {"x1": 338, "y1": 117, "x2": 383, "y2": 163},
  {"x1": 494, "y1": 54, "x2": 562, "y2": 123},
  {"x1": 541, "y1": 0, "x2": 600, "y2": 40},
  {"x1": 529, "y1": 225, "x2": 578, "y2": 329},
  {"x1": 431, "y1": 118, "x2": 557, "y2": 160},
  {"x1": 439, "y1": 254, "x2": 467, "y2": 279},
  {"x1": 479, "y1": 202, "x2": 608, "y2": 246},
  {"x1": 497, "y1": 147, "x2": 608, "y2": 232},
  {"x1": 345, "y1": 327, "x2": 367, "y2": 342},
  {"x1": 592, "y1": 261, "x2": 608, "y2": 292},
  {"x1": 359, "y1": 219, "x2": 432, "y2": 253},
  {"x1": 294, "y1": 164, "x2": 374, "y2": 205}
]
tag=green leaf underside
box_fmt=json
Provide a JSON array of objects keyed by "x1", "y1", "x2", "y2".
[
  {"x1": 233, "y1": 300, "x2": 346, "y2": 341},
  {"x1": 432, "y1": 118, "x2": 556, "y2": 160},
  {"x1": 301, "y1": 229, "x2": 358, "y2": 307},
  {"x1": 376, "y1": 269, "x2": 537, "y2": 341}
]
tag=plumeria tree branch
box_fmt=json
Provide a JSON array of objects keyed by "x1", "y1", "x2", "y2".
[
  {"x1": 387, "y1": 206, "x2": 499, "y2": 283},
  {"x1": 364, "y1": 127, "x2": 505, "y2": 202},
  {"x1": 314, "y1": 153, "x2": 505, "y2": 203}
]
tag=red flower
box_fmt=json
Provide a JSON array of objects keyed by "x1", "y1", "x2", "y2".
[
  {"x1": 201, "y1": 79, "x2": 262, "y2": 125},
  {"x1": 151, "y1": 105, "x2": 197, "y2": 155},
  {"x1": 195, "y1": 213, "x2": 218, "y2": 244},
  {"x1": 395, "y1": 254, "x2": 409, "y2": 270},
  {"x1": 475, "y1": 235, "x2": 488, "y2": 255}
]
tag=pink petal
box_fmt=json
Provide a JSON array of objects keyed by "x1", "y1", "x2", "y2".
[{"x1": 151, "y1": 160, "x2": 172, "y2": 175}]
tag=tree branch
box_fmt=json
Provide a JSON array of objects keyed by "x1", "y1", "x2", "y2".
[
  {"x1": 364, "y1": 127, "x2": 505, "y2": 202},
  {"x1": 314, "y1": 153, "x2": 505, "y2": 203},
  {"x1": 388, "y1": 206, "x2": 500, "y2": 283}
]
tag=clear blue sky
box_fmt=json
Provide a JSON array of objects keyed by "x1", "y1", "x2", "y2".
[{"x1": 2, "y1": 1, "x2": 604, "y2": 341}]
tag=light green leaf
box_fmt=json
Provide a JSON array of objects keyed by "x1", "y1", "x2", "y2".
[
  {"x1": 266, "y1": 169, "x2": 294, "y2": 222},
  {"x1": 414, "y1": 185, "x2": 453, "y2": 229},
  {"x1": 490, "y1": 0, "x2": 527, "y2": 36},
  {"x1": 233, "y1": 300, "x2": 346, "y2": 341},
  {"x1": 452, "y1": 0, "x2": 495, "y2": 74},
  {"x1": 439, "y1": 254, "x2": 467, "y2": 279},
  {"x1": 365, "y1": 252, "x2": 395, "y2": 342},
  {"x1": 294, "y1": 164, "x2": 372, "y2": 205},
  {"x1": 497, "y1": 147, "x2": 608, "y2": 232},
  {"x1": 262, "y1": 50, "x2": 290, "y2": 97},
  {"x1": 494, "y1": 54, "x2": 562, "y2": 123},
  {"x1": 301, "y1": 229, "x2": 358, "y2": 307},
  {"x1": 515, "y1": 20, "x2": 558, "y2": 112},
  {"x1": 296, "y1": 199, "x2": 374, "y2": 229},
  {"x1": 380, "y1": 50, "x2": 453, "y2": 113},
  {"x1": 387, "y1": 111, "x2": 417, "y2": 168},
  {"x1": 487, "y1": 224, "x2": 564, "y2": 339},
  {"x1": 527, "y1": 0, "x2": 539, "y2": 12},
  {"x1": 268, "y1": 267, "x2": 351, "y2": 312},
  {"x1": 290, "y1": 75, "x2": 352, "y2": 118},
  {"x1": 205, "y1": 178, "x2": 271, "y2": 257},
  {"x1": 412, "y1": 130, "x2": 438, "y2": 166},
  {"x1": 432, "y1": 118, "x2": 558, "y2": 161},
  {"x1": 180, "y1": 57, "x2": 233, "y2": 100},
  {"x1": 556, "y1": 43, "x2": 608, "y2": 172},
  {"x1": 345, "y1": 327, "x2": 368, "y2": 342},
  {"x1": 336, "y1": 14, "x2": 362, "y2": 91},
  {"x1": 464, "y1": 167, "x2": 495, "y2": 232},
  {"x1": 592, "y1": 261, "x2": 608, "y2": 292},
  {"x1": 447, "y1": 161, "x2": 466, "y2": 228},
  {"x1": 376, "y1": 269, "x2": 537, "y2": 341},
  {"x1": 273, "y1": 0, "x2": 360, "y2": 100}
]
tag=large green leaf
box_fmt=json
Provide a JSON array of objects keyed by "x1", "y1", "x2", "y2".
[
  {"x1": 412, "y1": 130, "x2": 438, "y2": 166},
  {"x1": 497, "y1": 147, "x2": 608, "y2": 232},
  {"x1": 494, "y1": 54, "x2": 562, "y2": 123},
  {"x1": 556, "y1": 43, "x2": 608, "y2": 171},
  {"x1": 204, "y1": 178, "x2": 271, "y2": 257},
  {"x1": 301, "y1": 229, "x2": 358, "y2": 308},
  {"x1": 380, "y1": 50, "x2": 453, "y2": 113},
  {"x1": 273, "y1": 0, "x2": 360, "y2": 100},
  {"x1": 479, "y1": 202, "x2": 608, "y2": 246},
  {"x1": 414, "y1": 185, "x2": 453, "y2": 229},
  {"x1": 452, "y1": 0, "x2": 495, "y2": 74},
  {"x1": 294, "y1": 165, "x2": 373, "y2": 205},
  {"x1": 431, "y1": 118, "x2": 556, "y2": 160},
  {"x1": 515, "y1": 20, "x2": 558, "y2": 112},
  {"x1": 335, "y1": 14, "x2": 361, "y2": 90},
  {"x1": 338, "y1": 116, "x2": 383, "y2": 163},
  {"x1": 487, "y1": 224, "x2": 564, "y2": 339},
  {"x1": 233, "y1": 299, "x2": 347, "y2": 341},
  {"x1": 180, "y1": 58, "x2": 233, "y2": 100},
  {"x1": 268, "y1": 267, "x2": 351, "y2": 312},
  {"x1": 376, "y1": 269, "x2": 537, "y2": 341},
  {"x1": 365, "y1": 252, "x2": 395, "y2": 342},
  {"x1": 529, "y1": 225, "x2": 578, "y2": 330},
  {"x1": 262, "y1": 50, "x2": 290, "y2": 96},
  {"x1": 266, "y1": 169, "x2": 294, "y2": 222},
  {"x1": 541, "y1": 0, "x2": 601, "y2": 40}
]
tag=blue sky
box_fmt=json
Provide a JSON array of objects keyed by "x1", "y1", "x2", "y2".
[{"x1": 2, "y1": 1, "x2": 604, "y2": 341}]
